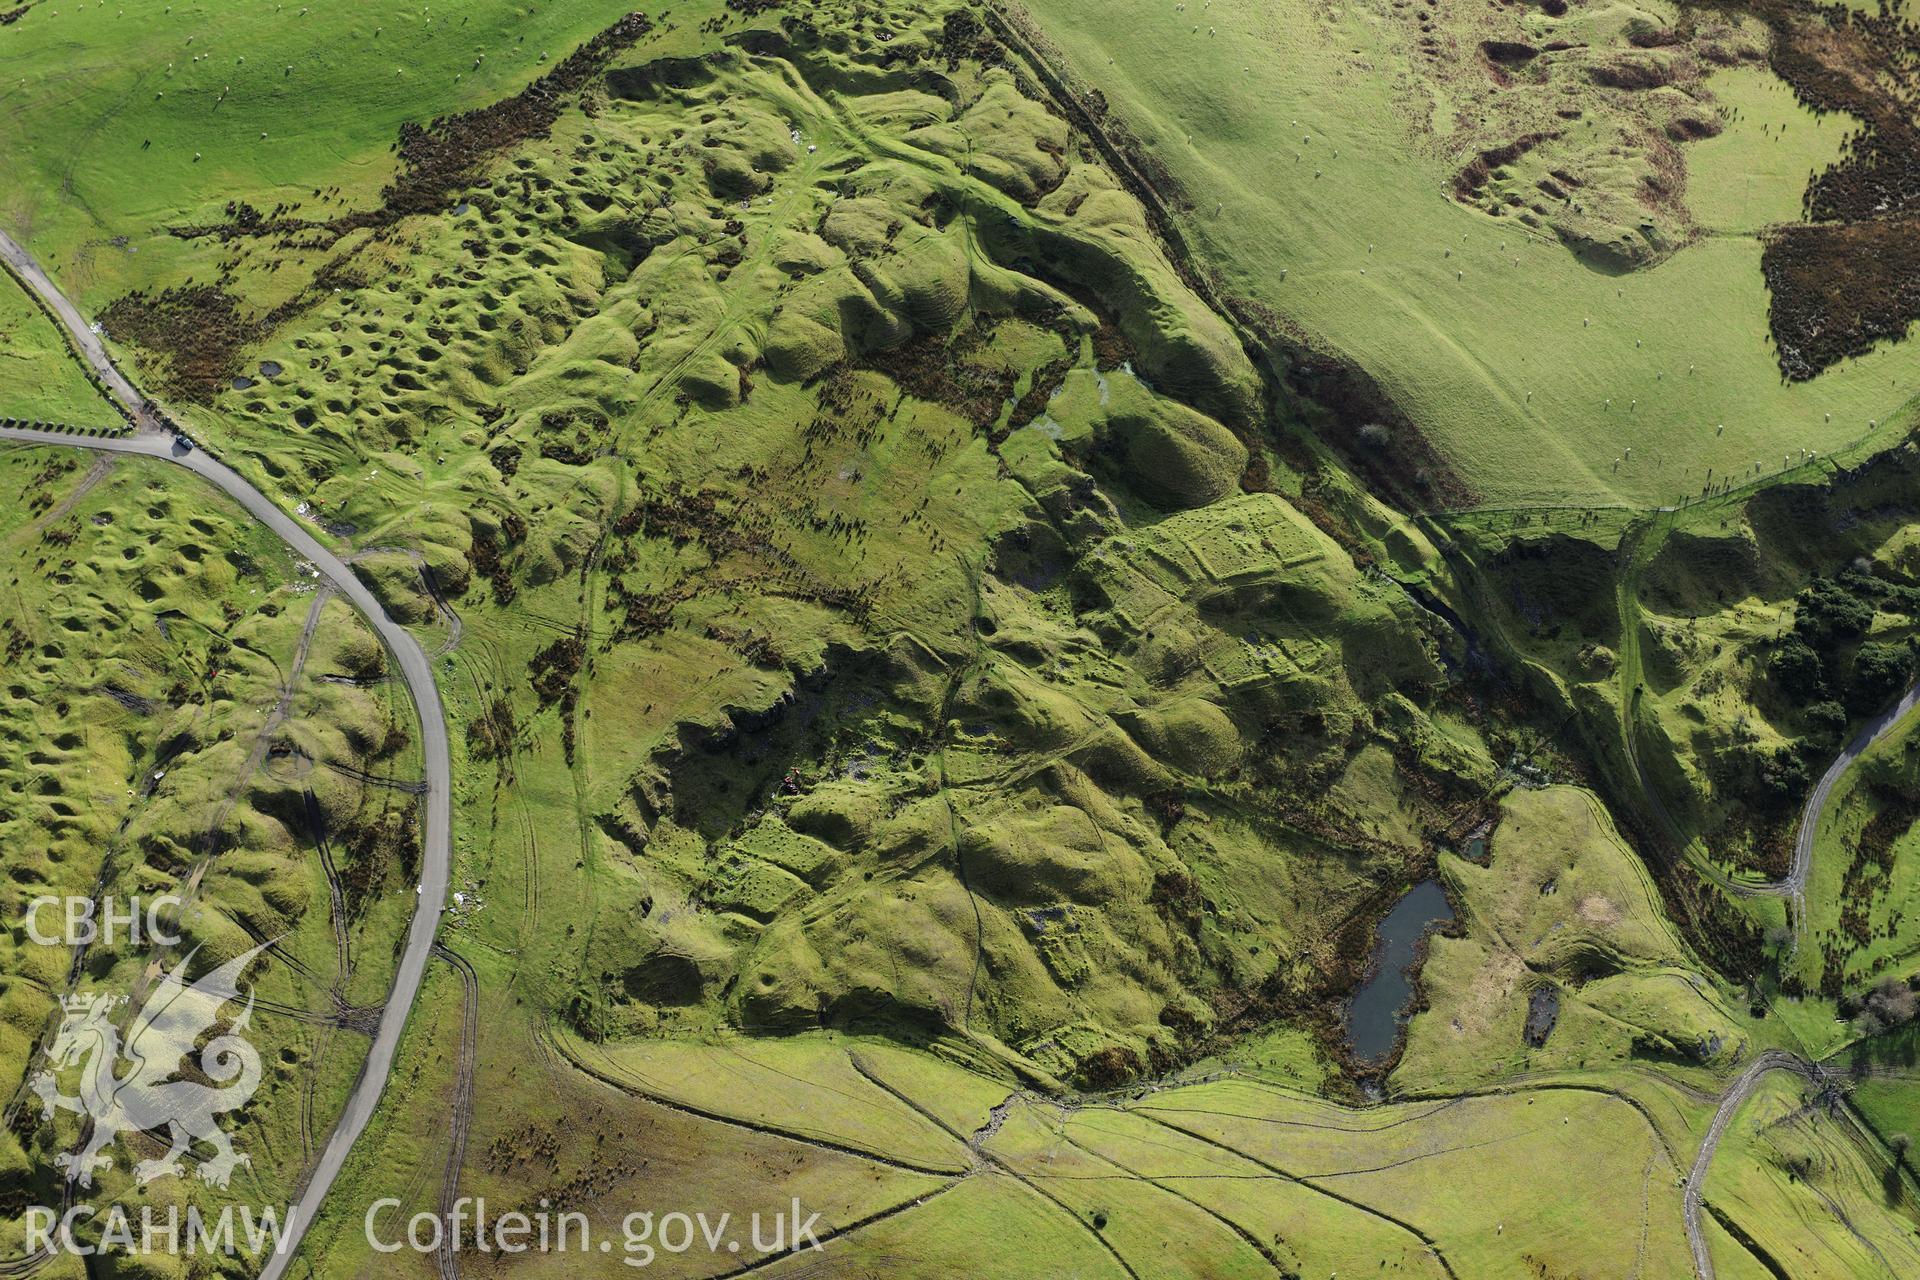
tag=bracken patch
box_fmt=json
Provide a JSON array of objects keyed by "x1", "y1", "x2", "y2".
[
  {"x1": 1695, "y1": 0, "x2": 1920, "y2": 376},
  {"x1": 1765, "y1": 215, "x2": 1920, "y2": 379}
]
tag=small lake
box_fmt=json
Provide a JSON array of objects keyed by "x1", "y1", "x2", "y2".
[{"x1": 1346, "y1": 880, "x2": 1455, "y2": 1064}]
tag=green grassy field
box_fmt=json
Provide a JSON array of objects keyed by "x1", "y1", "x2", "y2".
[
  {"x1": 1848, "y1": 1023, "x2": 1920, "y2": 1154},
  {"x1": 299, "y1": 1016, "x2": 1920, "y2": 1279},
  {"x1": 1704, "y1": 1070, "x2": 1920, "y2": 1276},
  {"x1": 1400, "y1": 786, "x2": 1750, "y2": 1091},
  {"x1": 0, "y1": 0, "x2": 644, "y2": 307},
  {"x1": 1015, "y1": 0, "x2": 1920, "y2": 507},
  {"x1": 318, "y1": 1026, "x2": 1709, "y2": 1279},
  {"x1": 0, "y1": 270, "x2": 114, "y2": 423}
]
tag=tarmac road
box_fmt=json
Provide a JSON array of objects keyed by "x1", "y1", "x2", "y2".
[
  {"x1": 0, "y1": 231, "x2": 450, "y2": 1279},
  {"x1": 1780, "y1": 679, "x2": 1920, "y2": 951},
  {"x1": 0, "y1": 237, "x2": 155, "y2": 427}
]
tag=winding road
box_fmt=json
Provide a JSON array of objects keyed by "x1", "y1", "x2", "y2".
[
  {"x1": 1616, "y1": 527, "x2": 1920, "y2": 1275},
  {"x1": 1681, "y1": 1050, "x2": 1815, "y2": 1280},
  {"x1": 1620, "y1": 514, "x2": 1920, "y2": 950},
  {"x1": 1776, "y1": 680, "x2": 1920, "y2": 951},
  {"x1": 0, "y1": 230, "x2": 451, "y2": 1280}
]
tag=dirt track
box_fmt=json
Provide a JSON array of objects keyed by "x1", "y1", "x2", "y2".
[{"x1": 1681, "y1": 1050, "x2": 1813, "y2": 1279}]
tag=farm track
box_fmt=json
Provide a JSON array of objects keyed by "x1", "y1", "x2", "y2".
[
  {"x1": 1682, "y1": 1050, "x2": 1815, "y2": 1280},
  {"x1": 548, "y1": 1028, "x2": 968, "y2": 1178},
  {"x1": 1137, "y1": 1107, "x2": 1461, "y2": 1278},
  {"x1": 1, "y1": 19, "x2": 1911, "y2": 1280},
  {"x1": 845, "y1": 1052, "x2": 1146, "y2": 1280},
  {"x1": 1771, "y1": 680, "x2": 1920, "y2": 952},
  {"x1": 198, "y1": 585, "x2": 331, "y2": 861},
  {"x1": 431, "y1": 943, "x2": 479, "y2": 1280},
  {"x1": 323, "y1": 759, "x2": 431, "y2": 794},
  {"x1": 0, "y1": 228, "x2": 452, "y2": 1280},
  {"x1": 343, "y1": 543, "x2": 466, "y2": 657},
  {"x1": 24, "y1": 453, "x2": 114, "y2": 536},
  {"x1": 305, "y1": 786, "x2": 352, "y2": 989}
]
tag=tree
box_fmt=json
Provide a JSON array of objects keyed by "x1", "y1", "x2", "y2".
[
  {"x1": 1866, "y1": 976, "x2": 1918, "y2": 1027},
  {"x1": 1796, "y1": 576, "x2": 1875, "y2": 641},
  {"x1": 1803, "y1": 699, "x2": 1847, "y2": 741},
  {"x1": 1849, "y1": 641, "x2": 1914, "y2": 713},
  {"x1": 1756, "y1": 748, "x2": 1809, "y2": 806},
  {"x1": 1769, "y1": 635, "x2": 1827, "y2": 700}
]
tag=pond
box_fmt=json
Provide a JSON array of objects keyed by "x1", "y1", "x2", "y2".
[
  {"x1": 1525, "y1": 985, "x2": 1561, "y2": 1048},
  {"x1": 1346, "y1": 879, "x2": 1455, "y2": 1064}
]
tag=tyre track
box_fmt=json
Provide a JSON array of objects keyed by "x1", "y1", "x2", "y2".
[
  {"x1": 431, "y1": 943, "x2": 479, "y2": 1280},
  {"x1": 1683, "y1": 1050, "x2": 1816, "y2": 1279}
]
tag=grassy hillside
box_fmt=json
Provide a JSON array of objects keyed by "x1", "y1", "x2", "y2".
[
  {"x1": 0, "y1": 0, "x2": 644, "y2": 307},
  {"x1": 1441, "y1": 442, "x2": 1920, "y2": 968},
  {"x1": 1804, "y1": 710, "x2": 1920, "y2": 992},
  {"x1": 56, "y1": 0, "x2": 1510, "y2": 1093},
  {"x1": 0, "y1": 270, "x2": 114, "y2": 424},
  {"x1": 1401, "y1": 785, "x2": 1748, "y2": 1091},
  {"x1": 0, "y1": 446, "x2": 418, "y2": 1258},
  {"x1": 1705, "y1": 1070, "x2": 1920, "y2": 1276},
  {"x1": 1013, "y1": 0, "x2": 1920, "y2": 506}
]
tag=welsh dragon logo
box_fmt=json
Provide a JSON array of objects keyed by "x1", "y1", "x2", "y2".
[{"x1": 30, "y1": 942, "x2": 268, "y2": 1190}]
